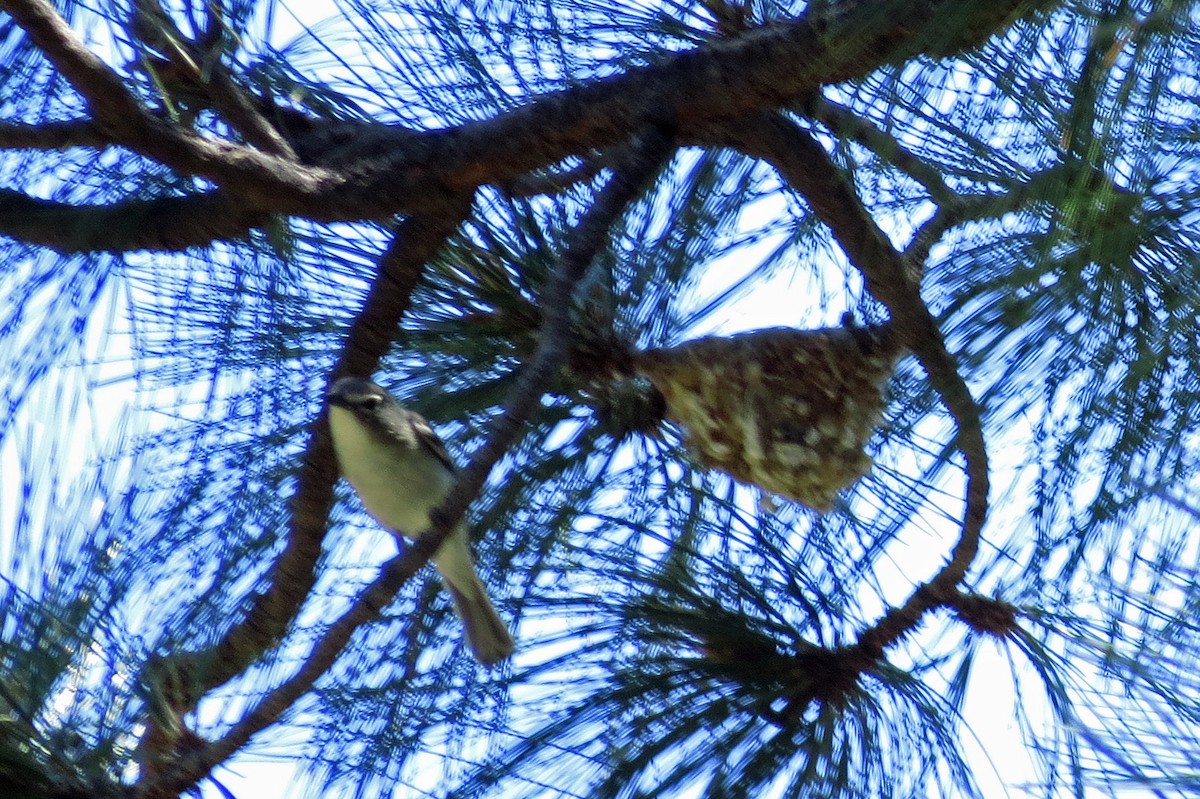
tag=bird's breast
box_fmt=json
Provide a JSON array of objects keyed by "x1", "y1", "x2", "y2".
[{"x1": 328, "y1": 406, "x2": 455, "y2": 537}]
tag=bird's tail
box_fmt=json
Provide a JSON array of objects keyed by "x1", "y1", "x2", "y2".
[{"x1": 446, "y1": 578, "x2": 515, "y2": 666}]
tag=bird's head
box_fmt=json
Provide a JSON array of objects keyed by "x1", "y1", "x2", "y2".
[{"x1": 327, "y1": 376, "x2": 390, "y2": 413}]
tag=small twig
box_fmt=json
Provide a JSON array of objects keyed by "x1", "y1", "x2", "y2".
[
  {"x1": 202, "y1": 68, "x2": 296, "y2": 157},
  {"x1": 4, "y1": 0, "x2": 329, "y2": 201},
  {"x1": 502, "y1": 155, "x2": 612, "y2": 199},
  {"x1": 902, "y1": 169, "x2": 1065, "y2": 269},
  {"x1": 801, "y1": 95, "x2": 956, "y2": 206},
  {"x1": 130, "y1": 0, "x2": 296, "y2": 157}
]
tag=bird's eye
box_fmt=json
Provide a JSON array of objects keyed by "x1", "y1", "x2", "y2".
[{"x1": 360, "y1": 395, "x2": 383, "y2": 410}]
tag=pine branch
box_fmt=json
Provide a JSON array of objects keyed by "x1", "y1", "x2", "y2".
[
  {"x1": 0, "y1": 0, "x2": 1052, "y2": 254},
  {"x1": 140, "y1": 124, "x2": 674, "y2": 798},
  {"x1": 801, "y1": 95, "x2": 956, "y2": 205},
  {"x1": 435, "y1": 123, "x2": 677, "y2": 542},
  {"x1": 0, "y1": 119, "x2": 112, "y2": 150},
  {"x1": 136, "y1": 197, "x2": 473, "y2": 786},
  {"x1": 3, "y1": 0, "x2": 329, "y2": 202},
  {"x1": 127, "y1": 0, "x2": 295, "y2": 158},
  {"x1": 306, "y1": 0, "x2": 1056, "y2": 214},
  {"x1": 136, "y1": 549, "x2": 436, "y2": 799},
  {"x1": 702, "y1": 112, "x2": 989, "y2": 656}
]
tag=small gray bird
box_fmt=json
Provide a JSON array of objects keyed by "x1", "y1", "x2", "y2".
[{"x1": 326, "y1": 376, "x2": 515, "y2": 665}]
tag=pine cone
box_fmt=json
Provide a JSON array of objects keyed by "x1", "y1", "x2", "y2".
[{"x1": 628, "y1": 322, "x2": 901, "y2": 511}]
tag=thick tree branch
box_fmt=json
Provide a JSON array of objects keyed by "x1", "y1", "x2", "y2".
[
  {"x1": 0, "y1": 0, "x2": 1053, "y2": 254},
  {"x1": 0, "y1": 189, "x2": 268, "y2": 254},
  {"x1": 2, "y1": 0, "x2": 145, "y2": 126},
  {"x1": 0, "y1": 88, "x2": 977, "y2": 255},
  {"x1": 304, "y1": 0, "x2": 1055, "y2": 217},
  {"x1": 0, "y1": 118, "x2": 112, "y2": 150},
  {"x1": 704, "y1": 113, "x2": 989, "y2": 657}
]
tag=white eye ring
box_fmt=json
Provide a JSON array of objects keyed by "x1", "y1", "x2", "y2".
[{"x1": 360, "y1": 395, "x2": 383, "y2": 410}]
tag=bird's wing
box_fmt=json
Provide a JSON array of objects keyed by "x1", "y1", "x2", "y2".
[{"x1": 408, "y1": 410, "x2": 459, "y2": 474}]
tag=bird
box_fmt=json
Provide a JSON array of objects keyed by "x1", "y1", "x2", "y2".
[{"x1": 325, "y1": 376, "x2": 515, "y2": 665}]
